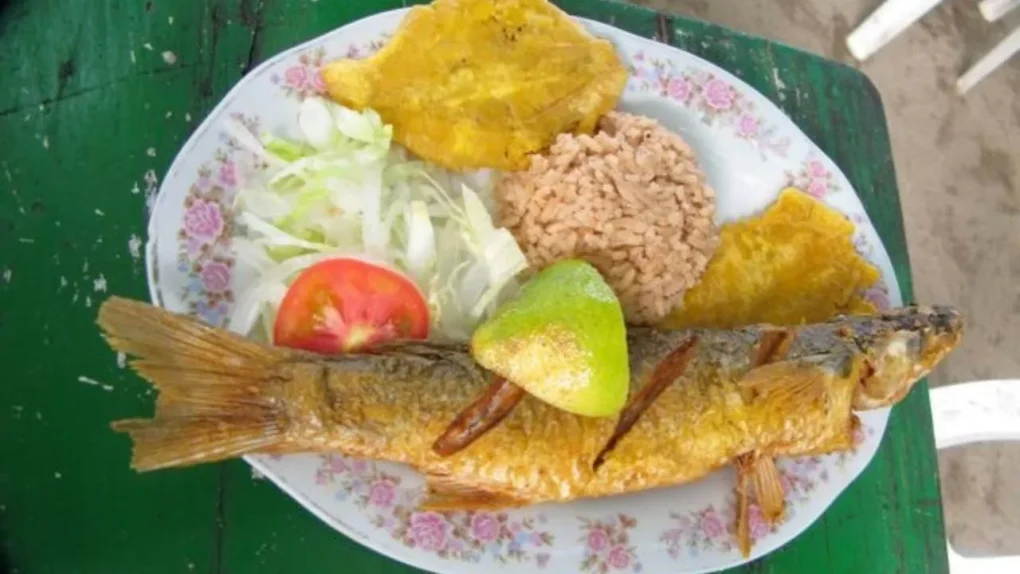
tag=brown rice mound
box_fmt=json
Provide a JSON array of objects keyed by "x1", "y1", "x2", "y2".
[{"x1": 496, "y1": 111, "x2": 718, "y2": 325}]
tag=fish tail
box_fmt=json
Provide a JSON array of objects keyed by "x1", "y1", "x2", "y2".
[{"x1": 98, "y1": 297, "x2": 294, "y2": 471}]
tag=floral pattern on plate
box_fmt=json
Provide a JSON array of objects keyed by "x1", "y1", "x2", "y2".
[
  {"x1": 579, "y1": 515, "x2": 643, "y2": 573},
  {"x1": 271, "y1": 47, "x2": 329, "y2": 100},
  {"x1": 271, "y1": 36, "x2": 392, "y2": 100},
  {"x1": 628, "y1": 50, "x2": 791, "y2": 158},
  {"x1": 174, "y1": 113, "x2": 268, "y2": 326},
  {"x1": 785, "y1": 154, "x2": 840, "y2": 199},
  {"x1": 863, "y1": 281, "x2": 892, "y2": 310},
  {"x1": 315, "y1": 455, "x2": 554, "y2": 566},
  {"x1": 659, "y1": 425, "x2": 870, "y2": 561},
  {"x1": 176, "y1": 159, "x2": 236, "y2": 326}
]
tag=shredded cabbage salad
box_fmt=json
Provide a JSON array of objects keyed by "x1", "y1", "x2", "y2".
[{"x1": 224, "y1": 97, "x2": 528, "y2": 342}]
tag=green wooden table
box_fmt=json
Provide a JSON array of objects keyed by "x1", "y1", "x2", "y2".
[{"x1": 0, "y1": 0, "x2": 947, "y2": 572}]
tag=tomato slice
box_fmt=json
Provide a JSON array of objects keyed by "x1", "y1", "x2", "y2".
[{"x1": 273, "y1": 258, "x2": 429, "y2": 353}]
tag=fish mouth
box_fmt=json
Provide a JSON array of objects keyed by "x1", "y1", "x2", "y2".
[
  {"x1": 916, "y1": 305, "x2": 964, "y2": 373},
  {"x1": 926, "y1": 305, "x2": 964, "y2": 342},
  {"x1": 851, "y1": 305, "x2": 964, "y2": 410}
]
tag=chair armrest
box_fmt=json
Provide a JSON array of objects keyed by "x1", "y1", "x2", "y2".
[
  {"x1": 930, "y1": 380, "x2": 1020, "y2": 573},
  {"x1": 930, "y1": 379, "x2": 1020, "y2": 450}
]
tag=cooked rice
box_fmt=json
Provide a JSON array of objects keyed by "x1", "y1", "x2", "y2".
[{"x1": 495, "y1": 111, "x2": 719, "y2": 325}]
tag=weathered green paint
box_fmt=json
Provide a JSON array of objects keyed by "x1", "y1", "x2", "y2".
[{"x1": 0, "y1": 0, "x2": 945, "y2": 573}]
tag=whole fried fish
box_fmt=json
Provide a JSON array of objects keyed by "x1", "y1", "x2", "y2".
[{"x1": 99, "y1": 297, "x2": 961, "y2": 554}]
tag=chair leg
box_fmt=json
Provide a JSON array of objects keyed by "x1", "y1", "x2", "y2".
[
  {"x1": 957, "y1": 26, "x2": 1020, "y2": 94},
  {"x1": 979, "y1": 0, "x2": 1020, "y2": 22},
  {"x1": 847, "y1": 0, "x2": 949, "y2": 61}
]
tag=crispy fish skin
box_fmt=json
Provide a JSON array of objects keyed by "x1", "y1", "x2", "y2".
[{"x1": 101, "y1": 298, "x2": 961, "y2": 508}]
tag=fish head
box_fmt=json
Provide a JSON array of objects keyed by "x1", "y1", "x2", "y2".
[{"x1": 850, "y1": 305, "x2": 963, "y2": 410}]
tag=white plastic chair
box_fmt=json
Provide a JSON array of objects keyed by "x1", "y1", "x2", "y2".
[
  {"x1": 846, "y1": 0, "x2": 1020, "y2": 93},
  {"x1": 930, "y1": 379, "x2": 1020, "y2": 573}
]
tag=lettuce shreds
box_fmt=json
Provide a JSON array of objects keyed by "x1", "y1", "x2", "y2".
[{"x1": 226, "y1": 97, "x2": 528, "y2": 341}]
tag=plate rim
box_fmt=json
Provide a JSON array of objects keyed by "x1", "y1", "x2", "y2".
[{"x1": 144, "y1": 7, "x2": 903, "y2": 574}]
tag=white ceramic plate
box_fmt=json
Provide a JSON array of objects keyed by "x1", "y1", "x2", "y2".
[{"x1": 146, "y1": 8, "x2": 901, "y2": 574}]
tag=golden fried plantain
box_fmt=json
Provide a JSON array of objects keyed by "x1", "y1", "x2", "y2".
[
  {"x1": 660, "y1": 188, "x2": 880, "y2": 329},
  {"x1": 321, "y1": 0, "x2": 628, "y2": 170}
]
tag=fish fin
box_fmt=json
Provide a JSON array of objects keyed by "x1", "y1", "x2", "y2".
[
  {"x1": 750, "y1": 456, "x2": 785, "y2": 523},
  {"x1": 421, "y1": 475, "x2": 527, "y2": 512},
  {"x1": 741, "y1": 329, "x2": 790, "y2": 529},
  {"x1": 850, "y1": 414, "x2": 862, "y2": 439},
  {"x1": 752, "y1": 328, "x2": 795, "y2": 366},
  {"x1": 739, "y1": 361, "x2": 828, "y2": 411},
  {"x1": 99, "y1": 297, "x2": 293, "y2": 471},
  {"x1": 734, "y1": 453, "x2": 786, "y2": 557},
  {"x1": 735, "y1": 457, "x2": 752, "y2": 557},
  {"x1": 111, "y1": 417, "x2": 284, "y2": 472}
]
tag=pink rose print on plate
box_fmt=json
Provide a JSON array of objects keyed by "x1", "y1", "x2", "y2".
[
  {"x1": 271, "y1": 48, "x2": 337, "y2": 100},
  {"x1": 701, "y1": 508, "x2": 725, "y2": 538},
  {"x1": 626, "y1": 49, "x2": 790, "y2": 158},
  {"x1": 660, "y1": 505, "x2": 735, "y2": 558},
  {"x1": 200, "y1": 261, "x2": 231, "y2": 293},
  {"x1": 587, "y1": 529, "x2": 609, "y2": 551},
  {"x1": 667, "y1": 77, "x2": 691, "y2": 101},
  {"x1": 315, "y1": 455, "x2": 349, "y2": 484},
  {"x1": 607, "y1": 545, "x2": 631, "y2": 570},
  {"x1": 284, "y1": 65, "x2": 309, "y2": 90},
  {"x1": 310, "y1": 70, "x2": 326, "y2": 94},
  {"x1": 738, "y1": 113, "x2": 758, "y2": 137},
  {"x1": 196, "y1": 172, "x2": 212, "y2": 191},
  {"x1": 218, "y1": 161, "x2": 238, "y2": 188},
  {"x1": 311, "y1": 456, "x2": 552, "y2": 565},
  {"x1": 471, "y1": 513, "x2": 500, "y2": 543},
  {"x1": 368, "y1": 480, "x2": 396, "y2": 508},
  {"x1": 808, "y1": 159, "x2": 828, "y2": 178},
  {"x1": 807, "y1": 179, "x2": 829, "y2": 199},
  {"x1": 703, "y1": 78, "x2": 734, "y2": 110},
  {"x1": 579, "y1": 515, "x2": 640, "y2": 572},
  {"x1": 183, "y1": 200, "x2": 224, "y2": 243},
  {"x1": 864, "y1": 283, "x2": 891, "y2": 310},
  {"x1": 748, "y1": 505, "x2": 769, "y2": 539},
  {"x1": 786, "y1": 155, "x2": 841, "y2": 199},
  {"x1": 410, "y1": 512, "x2": 448, "y2": 551}
]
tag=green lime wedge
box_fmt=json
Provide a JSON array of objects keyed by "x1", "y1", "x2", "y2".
[{"x1": 471, "y1": 260, "x2": 629, "y2": 417}]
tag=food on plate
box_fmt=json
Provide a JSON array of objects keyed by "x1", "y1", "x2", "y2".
[
  {"x1": 661, "y1": 188, "x2": 879, "y2": 330},
  {"x1": 496, "y1": 111, "x2": 718, "y2": 325},
  {"x1": 273, "y1": 258, "x2": 429, "y2": 353},
  {"x1": 225, "y1": 97, "x2": 527, "y2": 343},
  {"x1": 471, "y1": 260, "x2": 628, "y2": 417},
  {"x1": 435, "y1": 259, "x2": 630, "y2": 456},
  {"x1": 320, "y1": 0, "x2": 628, "y2": 170},
  {"x1": 100, "y1": 296, "x2": 962, "y2": 556}
]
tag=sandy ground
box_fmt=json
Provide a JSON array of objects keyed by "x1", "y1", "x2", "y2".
[{"x1": 634, "y1": 0, "x2": 1020, "y2": 558}]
